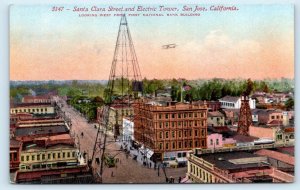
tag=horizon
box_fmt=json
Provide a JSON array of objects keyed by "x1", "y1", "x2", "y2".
[{"x1": 10, "y1": 4, "x2": 294, "y2": 80}]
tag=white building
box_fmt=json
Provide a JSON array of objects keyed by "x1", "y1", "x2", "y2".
[
  {"x1": 219, "y1": 96, "x2": 256, "y2": 109},
  {"x1": 122, "y1": 117, "x2": 134, "y2": 142}
]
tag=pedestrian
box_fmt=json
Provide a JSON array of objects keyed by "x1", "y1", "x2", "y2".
[{"x1": 178, "y1": 176, "x2": 182, "y2": 183}]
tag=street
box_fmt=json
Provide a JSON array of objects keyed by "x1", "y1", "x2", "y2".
[{"x1": 54, "y1": 96, "x2": 187, "y2": 183}]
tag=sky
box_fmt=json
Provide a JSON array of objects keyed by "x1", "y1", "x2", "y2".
[{"x1": 10, "y1": 4, "x2": 294, "y2": 80}]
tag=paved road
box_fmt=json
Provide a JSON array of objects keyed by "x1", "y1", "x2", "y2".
[{"x1": 54, "y1": 96, "x2": 187, "y2": 184}]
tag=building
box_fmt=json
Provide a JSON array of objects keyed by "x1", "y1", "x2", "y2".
[
  {"x1": 256, "y1": 109, "x2": 284, "y2": 125},
  {"x1": 10, "y1": 103, "x2": 55, "y2": 115},
  {"x1": 122, "y1": 117, "x2": 134, "y2": 142},
  {"x1": 219, "y1": 96, "x2": 256, "y2": 109},
  {"x1": 97, "y1": 103, "x2": 134, "y2": 134},
  {"x1": 15, "y1": 124, "x2": 70, "y2": 141},
  {"x1": 187, "y1": 151, "x2": 293, "y2": 183},
  {"x1": 207, "y1": 111, "x2": 225, "y2": 127},
  {"x1": 134, "y1": 99, "x2": 208, "y2": 161},
  {"x1": 193, "y1": 101, "x2": 221, "y2": 112},
  {"x1": 22, "y1": 95, "x2": 52, "y2": 104},
  {"x1": 15, "y1": 134, "x2": 92, "y2": 183},
  {"x1": 18, "y1": 134, "x2": 79, "y2": 171},
  {"x1": 249, "y1": 125, "x2": 294, "y2": 144},
  {"x1": 10, "y1": 139, "x2": 22, "y2": 171},
  {"x1": 206, "y1": 133, "x2": 222, "y2": 149}
]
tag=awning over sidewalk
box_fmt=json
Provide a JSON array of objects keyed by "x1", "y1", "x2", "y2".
[{"x1": 139, "y1": 147, "x2": 154, "y2": 159}]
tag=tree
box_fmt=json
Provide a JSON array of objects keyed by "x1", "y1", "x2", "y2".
[{"x1": 285, "y1": 98, "x2": 294, "y2": 110}]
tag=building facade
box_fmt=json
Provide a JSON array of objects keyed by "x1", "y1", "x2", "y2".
[
  {"x1": 207, "y1": 111, "x2": 225, "y2": 127},
  {"x1": 219, "y1": 96, "x2": 256, "y2": 109},
  {"x1": 10, "y1": 103, "x2": 55, "y2": 115},
  {"x1": 134, "y1": 100, "x2": 208, "y2": 161}
]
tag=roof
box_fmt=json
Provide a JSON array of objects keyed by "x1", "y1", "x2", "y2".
[
  {"x1": 233, "y1": 134, "x2": 258, "y2": 142},
  {"x1": 255, "y1": 149, "x2": 294, "y2": 166},
  {"x1": 208, "y1": 111, "x2": 224, "y2": 117},
  {"x1": 276, "y1": 147, "x2": 294, "y2": 156},
  {"x1": 284, "y1": 127, "x2": 294, "y2": 133},
  {"x1": 267, "y1": 120, "x2": 283, "y2": 126},
  {"x1": 10, "y1": 138, "x2": 22, "y2": 148},
  {"x1": 11, "y1": 103, "x2": 53, "y2": 108},
  {"x1": 197, "y1": 152, "x2": 268, "y2": 171},
  {"x1": 22, "y1": 134, "x2": 75, "y2": 150},
  {"x1": 23, "y1": 95, "x2": 50, "y2": 100},
  {"x1": 219, "y1": 96, "x2": 240, "y2": 103},
  {"x1": 15, "y1": 125, "x2": 69, "y2": 137}
]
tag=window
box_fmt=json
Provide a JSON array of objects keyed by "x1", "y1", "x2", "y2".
[
  {"x1": 201, "y1": 129, "x2": 205, "y2": 136},
  {"x1": 178, "y1": 113, "x2": 181, "y2": 118},
  {"x1": 159, "y1": 132, "x2": 163, "y2": 139},
  {"x1": 184, "y1": 141, "x2": 187, "y2": 148},
  {"x1": 184, "y1": 113, "x2": 187, "y2": 118},
  {"x1": 210, "y1": 139, "x2": 213, "y2": 145},
  {"x1": 26, "y1": 155, "x2": 29, "y2": 161},
  {"x1": 172, "y1": 113, "x2": 175, "y2": 118},
  {"x1": 195, "y1": 141, "x2": 198, "y2": 147},
  {"x1": 276, "y1": 115, "x2": 279, "y2": 119},
  {"x1": 58, "y1": 153, "x2": 61, "y2": 159},
  {"x1": 216, "y1": 139, "x2": 219, "y2": 145},
  {"x1": 67, "y1": 152, "x2": 70, "y2": 158},
  {"x1": 165, "y1": 114, "x2": 169, "y2": 119},
  {"x1": 189, "y1": 141, "x2": 192, "y2": 147},
  {"x1": 159, "y1": 114, "x2": 162, "y2": 119},
  {"x1": 45, "y1": 108, "x2": 47, "y2": 111},
  {"x1": 178, "y1": 122, "x2": 181, "y2": 127},
  {"x1": 194, "y1": 113, "x2": 198, "y2": 117},
  {"x1": 21, "y1": 156, "x2": 24, "y2": 162},
  {"x1": 189, "y1": 130, "x2": 192, "y2": 137},
  {"x1": 72, "y1": 151, "x2": 75, "y2": 157},
  {"x1": 271, "y1": 116, "x2": 275, "y2": 119},
  {"x1": 184, "y1": 131, "x2": 187, "y2": 137},
  {"x1": 195, "y1": 130, "x2": 198, "y2": 137},
  {"x1": 165, "y1": 122, "x2": 169, "y2": 127},
  {"x1": 48, "y1": 153, "x2": 51, "y2": 159},
  {"x1": 189, "y1": 113, "x2": 192, "y2": 118},
  {"x1": 37, "y1": 154, "x2": 40, "y2": 161},
  {"x1": 42, "y1": 154, "x2": 45, "y2": 160},
  {"x1": 172, "y1": 122, "x2": 175, "y2": 127},
  {"x1": 159, "y1": 122, "x2": 162, "y2": 128},
  {"x1": 172, "y1": 131, "x2": 175, "y2": 138},
  {"x1": 165, "y1": 132, "x2": 169, "y2": 139},
  {"x1": 32, "y1": 155, "x2": 35, "y2": 161},
  {"x1": 172, "y1": 142, "x2": 176, "y2": 149},
  {"x1": 179, "y1": 131, "x2": 182, "y2": 138},
  {"x1": 201, "y1": 140, "x2": 205, "y2": 147},
  {"x1": 53, "y1": 153, "x2": 56, "y2": 159},
  {"x1": 159, "y1": 143, "x2": 163, "y2": 150},
  {"x1": 166, "y1": 143, "x2": 169, "y2": 150},
  {"x1": 178, "y1": 142, "x2": 182, "y2": 148}
]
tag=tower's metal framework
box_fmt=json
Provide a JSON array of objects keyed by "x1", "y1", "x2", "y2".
[
  {"x1": 237, "y1": 95, "x2": 252, "y2": 136},
  {"x1": 90, "y1": 14, "x2": 142, "y2": 183}
]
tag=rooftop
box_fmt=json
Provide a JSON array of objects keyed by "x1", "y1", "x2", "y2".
[
  {"x1": 197, "y1": 151, "x2": 269, "y2": 171},
  {"x1": 255, "y1": 149, "x2": 295, "y2": 166},
  {"x1": 11, "y1": 102, "x2": 53, "y2": 108},
  {"x1": 219, "y1": 96, "x2": 240, "y2": 103},
  {"x1": 208, "y1": 111, "x2": 224, "y2": 117},
  {"x1": 15, "y1": 125, "x2": 69, "y2": 137}
]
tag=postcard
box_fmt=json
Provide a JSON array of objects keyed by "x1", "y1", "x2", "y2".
[{"x1": 9, "y1": 4, "x2": 294, "y2": 184}]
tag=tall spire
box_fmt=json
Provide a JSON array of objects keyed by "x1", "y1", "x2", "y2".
[{"x1": 105, "y1": 14, "x2": 142, "y2": 103}]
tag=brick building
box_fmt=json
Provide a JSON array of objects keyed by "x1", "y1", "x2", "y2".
[{"x1": 134, "y1": 100, "x2": 208, "y2": 161}]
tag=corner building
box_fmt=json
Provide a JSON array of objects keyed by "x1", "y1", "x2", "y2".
[{"x1": 134, "y1": 100, "x2": 208, "y2": 161}]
